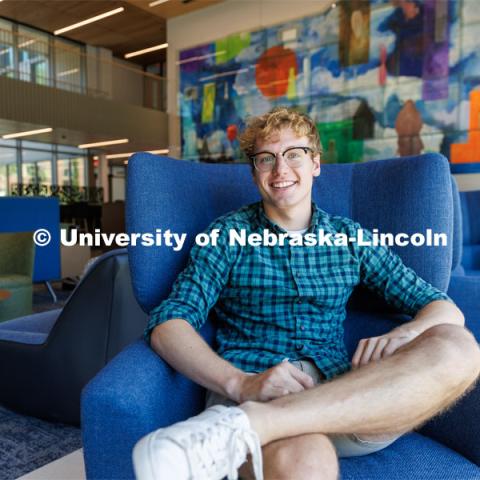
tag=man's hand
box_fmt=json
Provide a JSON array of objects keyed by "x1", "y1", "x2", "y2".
[
  {"x1": 352, "y1": 328, "x2": 420, "y2": 370},
  {"x1": 227, "y1": 360, "x2": 315, "y2": 403}
]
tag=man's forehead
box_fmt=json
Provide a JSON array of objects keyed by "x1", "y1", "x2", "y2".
[{"x1": 256, "y1": 129, "x2": 309, "y2": 150}]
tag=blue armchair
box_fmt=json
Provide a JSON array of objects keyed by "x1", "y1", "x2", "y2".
[
  {"x1": 458, "y1": 190, "x2": 480, "y2": 275},
  {"x1": 82, "y1": 153, "x2": 480, "y2": 479}
]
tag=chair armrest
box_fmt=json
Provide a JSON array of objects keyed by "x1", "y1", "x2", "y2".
[
  {"x1": 419, "y1": 274, "x2": 480, "y2": 465},
  {"x1": 81, "y1": 340, "x2": 206, "y2": 480},
  {"x1": 419, "y1": 380, "x2": 480, "y2": 466},
  {"x1": 448, "y1": 274, "x2": 480, "y2": 340}
]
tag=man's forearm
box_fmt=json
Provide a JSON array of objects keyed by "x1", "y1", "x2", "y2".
[
  {"x1": 150, "y1": 319, "x2": 246, "y2": 402},
  {"x1": 352, "y1": 300, "x2": 466, "y2": 368},
  {"x1": 395, "y1": 299, "x2": 465, "y2": 335}
]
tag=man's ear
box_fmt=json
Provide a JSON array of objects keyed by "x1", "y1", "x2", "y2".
[{"x1": 313, "y1": 153, "x2": 321, "y2": 177}]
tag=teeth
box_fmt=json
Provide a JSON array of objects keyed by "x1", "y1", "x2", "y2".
[{"x1": 271, "y1": 181, "x2": 295, "y2": 188}]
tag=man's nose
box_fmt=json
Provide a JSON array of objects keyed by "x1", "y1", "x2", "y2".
[{"x1": 272, "y1": 155, "x2": 290, "y2": 174}]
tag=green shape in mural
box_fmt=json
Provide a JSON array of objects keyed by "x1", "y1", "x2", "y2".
[
  {"x1": 215, "y1": 32, "x2": 250, "y2": 64},
  {"x1": 201, "y1": 83, "x2": 216, "y2": 124},
  {"x1": 317, "y1": 120, "x2": 363, "y2": 164}
]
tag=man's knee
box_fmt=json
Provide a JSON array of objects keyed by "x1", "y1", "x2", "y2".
[
  {"x1": 422, "y1": 324, "x2": 480, "y2": 383},
  {"x1": 264, "y1": 433, "x2": 338, "y2": 480}
]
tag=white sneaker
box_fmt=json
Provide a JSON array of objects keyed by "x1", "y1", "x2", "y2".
[{"x1": 132, "y1": 405, "x2": 263, "y2": 480}]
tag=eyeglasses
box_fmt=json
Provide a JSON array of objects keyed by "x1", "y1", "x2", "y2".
[{"x1": 251, "y1": 146, "x2": 315, "y2": 172}]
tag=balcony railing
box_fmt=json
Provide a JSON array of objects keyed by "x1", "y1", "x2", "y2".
[
  {"x1": 11, "y1": 183, "x2": 104, "y2": 204},
  {"x1": 0, "y1": 26, "x2": 166, "y2": 111}
]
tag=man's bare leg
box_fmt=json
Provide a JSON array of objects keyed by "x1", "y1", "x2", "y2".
[
  {"x1": 241, "y1": 324, "x2": 480, "y2": 446},
  {"x1": 239, "y1": 433, "x2": 339, "y2": 480}
]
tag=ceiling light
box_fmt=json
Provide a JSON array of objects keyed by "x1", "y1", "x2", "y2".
[
  {"x1": 18, "y1": 39, "x2": 35, "y2": 48},
  {"x1": 149, "y1": 0, "x2": 170, "y2": 6},
  {"x1": 54, "y1": 7, "x2": 124, "y2": 36},
  {"x1": 2, "y1": 127, "x2": 52, "y2": 139},
  {"x1": 78, "y1": 139, "x2": 129, "y2": 149},
  {"x1": 57, "y1": 68, "x2": 79, "y2": 77},
  {"x1": 107, "y1": 149, "x2": 169, "y2": 159},
  {"x1": 124, "y1": 43, "x2": 168, "y2": 59}
]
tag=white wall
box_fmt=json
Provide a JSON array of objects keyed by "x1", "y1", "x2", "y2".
[
  {"x1": 454, "y1": 173, "x2": 480, "y2": 191},
  {"x1": 167, "y1": 0, "x2": 332, "y2": 157}
]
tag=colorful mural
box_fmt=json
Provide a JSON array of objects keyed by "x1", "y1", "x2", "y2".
[{"x1": 178, "y1": 0, "x2": 480, "y2": 173}]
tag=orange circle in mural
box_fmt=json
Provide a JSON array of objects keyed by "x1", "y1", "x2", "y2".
[{"x1": 255, "y1": 46, "x2": 297, "y2": 99}]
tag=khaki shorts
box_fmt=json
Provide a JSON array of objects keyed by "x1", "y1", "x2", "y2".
[{"x1": 205, "y1": 359, "x2": 402, "y2": 458}]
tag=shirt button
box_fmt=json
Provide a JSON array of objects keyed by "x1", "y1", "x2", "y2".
[
  {"x1": 296, "y1": 343, "x2": 304, "y2": 351},
  {"x1": 300, "y1": 326, "x2": 306, "y2": 331},
  {"x1": 296, "y1": 298, "x2": 303, "y2": 304}
]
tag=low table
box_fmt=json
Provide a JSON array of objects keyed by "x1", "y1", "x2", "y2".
[{"x1": 0, "y1": 289, "x2": 11, "y2": 301}]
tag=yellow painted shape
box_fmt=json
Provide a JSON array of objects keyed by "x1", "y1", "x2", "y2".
[
  {"x1": 287, "y1": 66, "x2": 297, "y2": 100},
  {"x1": 201, "y1": 83, "x2": 216, "y2": 124}
]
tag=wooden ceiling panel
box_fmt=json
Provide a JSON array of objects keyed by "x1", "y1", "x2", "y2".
[
  {"x1": 0, "y1": 0, "x2": 168, "y2": 65},
  {"x1": 0, "y1": 0, "x2": 223, "y2": 66},
  {"x1": 126, "y1": 0, "x2": 224, "y2": 19}
]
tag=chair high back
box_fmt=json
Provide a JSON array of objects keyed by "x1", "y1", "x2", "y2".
[
  {"x1": 127, "y1": 153, "x2": 453, "y2": 316},
  {"x1": 451, "y1": 178, "x2": 463, "y2": 274},
  {"x1": 459, "y1": 190, "x2": 480, "y2": 272}
]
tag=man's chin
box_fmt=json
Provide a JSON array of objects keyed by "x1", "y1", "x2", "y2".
[
  {"x1": 265, "y1": 188, "x2": 298, "y2": 202},
  {"x1": 264, "y1": 198, "x2": 299, "y2": 211}
]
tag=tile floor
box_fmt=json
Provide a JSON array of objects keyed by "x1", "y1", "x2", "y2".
[{"x1": 17, "y1": 449, "x2": 85, "y2": 480}]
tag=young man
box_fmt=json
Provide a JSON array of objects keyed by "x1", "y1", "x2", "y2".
[{"x1": 133, "y1": 108, "x2": 480, "y2": 480}]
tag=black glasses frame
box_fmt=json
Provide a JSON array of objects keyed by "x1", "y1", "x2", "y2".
[{"x1": 251, "y1": 146, "x2": 315, "y2": 171}]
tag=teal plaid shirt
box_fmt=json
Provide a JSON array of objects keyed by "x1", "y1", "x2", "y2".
[{"x1": 146, "y1": 202, "x2": 450, "y2": 379}]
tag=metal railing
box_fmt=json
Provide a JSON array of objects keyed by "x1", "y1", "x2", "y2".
[
  {"x1": 0, "y1": 26, "x2": 166, "y2": 111},
  {"x1": 10, "y1": 183, "x2": 104, "y2": 204}
]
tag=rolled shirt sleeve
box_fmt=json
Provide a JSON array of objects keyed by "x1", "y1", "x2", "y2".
[{"x1": 144, "y1": 221, "x2": 234, "y2": 343}]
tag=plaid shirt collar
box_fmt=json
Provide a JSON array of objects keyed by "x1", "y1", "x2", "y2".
[{"x1": 255, "y1": 201, "x2": 325, "y2": 234}]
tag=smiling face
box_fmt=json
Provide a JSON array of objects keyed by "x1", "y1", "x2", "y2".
[{"x1": 252, "y1": 127, "x2": 320, "y2": 223}]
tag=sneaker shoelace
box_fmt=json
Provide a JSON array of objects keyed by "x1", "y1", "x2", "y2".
[{"x1": 182, "y1": 415, "x2": 263, "y2": 480}]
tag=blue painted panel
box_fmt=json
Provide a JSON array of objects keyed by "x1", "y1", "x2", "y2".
[{"x1": 0, "y1": 197, "x2": 60, "y2": 282}]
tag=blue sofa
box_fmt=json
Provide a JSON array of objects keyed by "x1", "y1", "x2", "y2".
[
  {"x1": 458, "y1": 190, "x2": 480, "y2": 275},
  {"x1": 82, "y1": 153, "x2": 480, "y2": 479}
]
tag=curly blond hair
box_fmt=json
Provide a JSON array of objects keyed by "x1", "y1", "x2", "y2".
[{"x1": 239, "y1": 107, "x2": 323, "y2": 160}]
